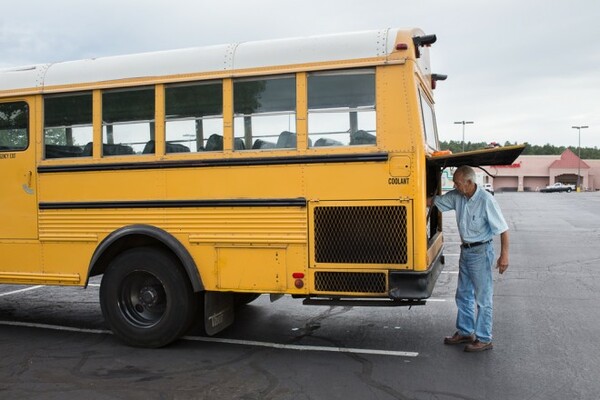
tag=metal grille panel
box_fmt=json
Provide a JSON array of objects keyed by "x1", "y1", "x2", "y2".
[
  {"x1": 314, "y1": 205, "x2": 407, "y2": 264},
  {"x1": 314, "y1": 271, "x2": 386, "y2": 293}
]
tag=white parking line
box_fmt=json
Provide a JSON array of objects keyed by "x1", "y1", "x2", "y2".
[
  {"x1": 183, "y1": 335, "x2": 419, "y2": 357},
  {"x1": 0, "y1": 320, "x2": 110, "y2": 335},
  {"x1": 441, "y1": 271, "x2": 459, "y2": 274},
  {"x1": 0, "y1": 320, "x2": 419, "y2": 358},
  {"x1": 0, "y1": 285, "x2": 43, "y2": 297}
]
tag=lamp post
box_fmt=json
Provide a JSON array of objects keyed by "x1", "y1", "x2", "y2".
[
  {"x1": 572, "y1": 125, "x2": 588, "y2": 191},
  {"x1": 454, "y1": 120, "x2": 474, "y2": 152}
]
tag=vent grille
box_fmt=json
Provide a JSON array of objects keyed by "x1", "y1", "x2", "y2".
[
  {"x1": 314, "y1": 205, "x2": 407, "y2": 264},
  {"x1": 315, "y1": 271, "x2": 386, "y2": 293}
]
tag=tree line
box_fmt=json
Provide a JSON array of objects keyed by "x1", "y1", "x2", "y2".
[{"x1": 440, "y1": 140, "x2": 600, "y2": 160}]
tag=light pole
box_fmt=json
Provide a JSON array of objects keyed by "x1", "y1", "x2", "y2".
[
  {"x1": 572, "y1": 125, "x2": 588, "y2": 191},
  {"x1": 454, "y1": 120, "x2": 474, "y2": 152}
]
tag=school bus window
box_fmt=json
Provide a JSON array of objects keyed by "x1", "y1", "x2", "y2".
[
  {"x1": 419, "y1": 90, "x2": 438, "y2": 151},
  {"x1": 234, "y1": 75, "x2": 296, "y2": 150},
  {"x1": 165, "y1": 81, "x2": 223, "y2": 153},
  {"x1": 44, "y1": 92, "x2": 93, "y2": 159},
  {"x1": 102, "y1": 87, "x2": 154, "y2": 156},
  {"x1": 0, "y1": 102, "x2": 28, "y2": 152},
  {"x1": 308, "y1": 69, "x2": 376, "y2": 148}
]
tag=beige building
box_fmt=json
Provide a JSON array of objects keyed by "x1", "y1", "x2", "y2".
[
  {"x1": 487, "y1": 149, "x2": 600, "y2": 192},
  {"x1": 440, "y1": 149, "x2": 600, "y2": 192}
]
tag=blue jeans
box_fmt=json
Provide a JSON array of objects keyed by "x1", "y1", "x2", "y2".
[{"x1": 456, "y1": 241, "x2": 495, "y2": 343}]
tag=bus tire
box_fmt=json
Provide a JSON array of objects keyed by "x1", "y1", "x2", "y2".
[{"x1": 99, "y1": 247, "x2": 197, "y2": 348}]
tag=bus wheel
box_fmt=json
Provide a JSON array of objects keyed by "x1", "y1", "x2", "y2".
[{"x1": 99, "y1": 247, "x2": 196, "y2": 348}]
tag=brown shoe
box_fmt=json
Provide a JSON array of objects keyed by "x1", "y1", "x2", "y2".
[
  {"x1": 444, "y1": 332, "x2": 475, "y2": 345},
  {"x1": 464, "y1": 340, "x2": 493, "y2": 352}
]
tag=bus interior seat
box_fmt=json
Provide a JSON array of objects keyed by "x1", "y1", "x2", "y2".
[
  {"x1": 142, "y1": 141, "x2": 155, "y2": 154},
  {"x1": 234, "y1": 138, "x2": 245, "y2": 150},
  {"x1": 81, "y1": 142, "x2": 93, "y2": 156},
  {"x1": 205, "y1": 134, "x2": 223, "y2": 151},
  {"x1": 103, "y1": 143, "x2": 135, "y2": 155},
  {"x1": 314, "y1": 138, "x2": 343, "y2": 147},
  {"x1": 350, "y1": 130, "x2": 376, "y2": 145},
  {"x1": 45, "y1": 144, "x2": 83, "y2": 159},
  {"x1": 252, "y1": 139, "x2": 276, "y2": 149},
  {"x1": 276, "y1": 131, "x2": 296, "y2": 148},
  {"x1": 81, "y1": 142, "x2": 135, "y2": 156},
  {"x1": 167, "y1": 142, "x2": 190, "y2": 153},
  {"x1": 142, "y1": 140, "x2": 190, "y2": 154}
]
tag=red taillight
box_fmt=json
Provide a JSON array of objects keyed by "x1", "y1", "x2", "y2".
[
  {"x1": 293, "y1": 272, "x2": 305, "y2": 288},
  {"x1": 396, "y1": 43, "x2": 408, "y2": 50}
]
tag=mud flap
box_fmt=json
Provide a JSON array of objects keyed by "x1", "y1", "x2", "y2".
[{"x1": 204, "y1": 291, "x2": 234, "y2": 336}]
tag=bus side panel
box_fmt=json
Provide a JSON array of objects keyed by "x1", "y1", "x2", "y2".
[
  {"x1": 0, "y1": 243, "x2": 42, "y2": 282},
  {"x1": 185, "y1": 209, "x2": 308, "y2": 295},
  {"x1": 37, "y1": 204, "x2": 310, "y2": 293},
  {"x1": 41, "y1": 241, "x2": 97, "y2": 284}
]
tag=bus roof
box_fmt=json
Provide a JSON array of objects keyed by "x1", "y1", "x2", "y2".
[{"x1": 0, "y1": 28, "x2": 428, "y2": 95}]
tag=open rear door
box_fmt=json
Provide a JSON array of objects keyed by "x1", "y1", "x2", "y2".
[{"x1": 427, "y1": 144, "x2": 525, "y2": 168}]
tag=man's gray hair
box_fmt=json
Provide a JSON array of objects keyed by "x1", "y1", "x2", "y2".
[{"x1": 455, "y1": 165, "x2": 476, "y2": 183}]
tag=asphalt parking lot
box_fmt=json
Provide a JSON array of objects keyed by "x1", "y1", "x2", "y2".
[{"x1": 1, "y1": 192, "x2": 600, "y2": 400}]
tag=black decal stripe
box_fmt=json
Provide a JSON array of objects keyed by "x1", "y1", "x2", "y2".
[
  {"x1": 37, "y1": 153, "x2": 388, "y2": 173},
  {"x1": 39, "y1": 198, "x2": 307, "y2": 210}
]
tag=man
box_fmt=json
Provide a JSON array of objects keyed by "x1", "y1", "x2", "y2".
[{"x1": 427, "y1": 165, "x2": 509, "y2": 352}]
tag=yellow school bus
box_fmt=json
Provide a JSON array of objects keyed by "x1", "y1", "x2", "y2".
[{"x1": 0, "y1": 28, "x2": 524, "y2": 347}]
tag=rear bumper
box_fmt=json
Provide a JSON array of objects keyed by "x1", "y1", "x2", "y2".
[{"x1": 388, "y1": 249, "x2": 445, "y2": 300}]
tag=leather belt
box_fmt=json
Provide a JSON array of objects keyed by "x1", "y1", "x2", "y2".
[{"x1": 461, "y1": 239, "x2": 492, "y2": 249}]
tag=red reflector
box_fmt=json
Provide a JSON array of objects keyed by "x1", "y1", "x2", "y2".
[
  {"x1": 292, "y1": 272, "x2": 305, "y2": 279},
  {"x1": 396, "y1": 43, "x2": 408, "y2": 50}
]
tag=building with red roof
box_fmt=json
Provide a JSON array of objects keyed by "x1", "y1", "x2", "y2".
[{"x1": 485, "y1": 148, "x2": 599, "y2": 192}]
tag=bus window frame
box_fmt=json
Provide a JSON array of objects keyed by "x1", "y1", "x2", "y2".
[
  {"x1": 43, "y1": 91, "x2": 94, "y2": 160},
  {"x1": 418, "y1": 88, "x2": 439, "y2": 152},
  {"x1": 164, "y1": 80, "x2": 224, "y2": 153},
  {"x1": 307, "y1": 68, "x2": 377, "y2": 148},
  {"x1": 0, "y1": 100, "x2": 30, "y2": 153},
  {"x1": 101, "y1": 86, "x2": 156, "y2": 156},
  {"x1": 233, "y1": 74, "x2": 297, "y2": 152}
]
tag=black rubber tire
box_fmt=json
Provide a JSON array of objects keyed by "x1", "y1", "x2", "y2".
[{"x1": 99, "y1": 247, "x2": 197, "y2": 348}]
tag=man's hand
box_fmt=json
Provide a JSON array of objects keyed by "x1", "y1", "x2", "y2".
[
  {"x1": 496, "y1": 230, "x2": 509, "y2": 274},
  {"x1": 496, "y1": 254, "x2": 509, "y2": 274}
]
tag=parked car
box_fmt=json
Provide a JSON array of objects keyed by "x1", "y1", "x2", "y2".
[
  {"x1": 540, "y1": 182, "x2": 575, "y2": 193},
  {"x1": 483, "y1": 183, "x2": 494, "y2": 195}
]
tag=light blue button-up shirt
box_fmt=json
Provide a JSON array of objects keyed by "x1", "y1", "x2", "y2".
[{"x1": 433, "y1": 184, "x2": 508, "y2": 243}]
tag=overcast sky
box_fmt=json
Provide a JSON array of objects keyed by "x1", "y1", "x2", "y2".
[{"x1": 2, "y1": 0, "x2": 599, "y2": 148}]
